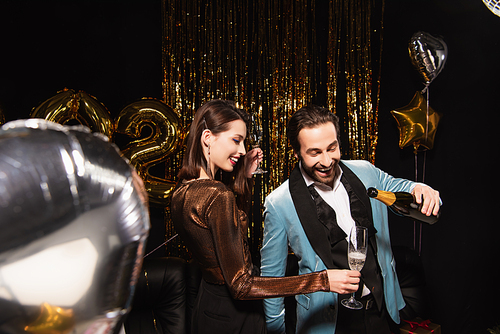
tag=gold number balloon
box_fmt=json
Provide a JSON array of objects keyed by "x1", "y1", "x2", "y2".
[
  {"x1": 29, "y1": 88, "x2": 114, "y2": 138},
  {"x1": 115, "y1": 98, "x2": 181, "y2": 206}
]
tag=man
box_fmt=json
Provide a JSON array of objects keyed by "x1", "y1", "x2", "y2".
[{"x1": 260, "y1": 105, "x2": 440, "y2": 334}]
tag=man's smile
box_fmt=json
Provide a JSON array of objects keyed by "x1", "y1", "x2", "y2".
[{"x1": 315, "y1": 164, "x2": 334, "y2": 176}]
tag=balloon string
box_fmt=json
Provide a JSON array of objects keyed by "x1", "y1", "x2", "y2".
[
  {"x1": 420, "y1": 87, "x2": 430, "y2": 256},
  {"x1": 421, "y1": 84, "x2": 428, "y2": 94},
  {"x1": 414, "y1": 141, "x2": 427, "y2": 257},
  {"x1": 419, "y1": 150, "x2": 427, "y2": 256},
  {"x1": 425, "y1": 88, "x2": 430, "y2": 143},
  {"x1": 413, "y1": 153, "x2": 423, "y2": 256},
  {"x1": 414, "y1": 154, "x2": 418, "y2": 252},
  {"x1": 143, "y1": 234, "x2": 179, "y2": 258},
  {"x1": 413, "y1": 86, "x2": 431, "y2": 256}
]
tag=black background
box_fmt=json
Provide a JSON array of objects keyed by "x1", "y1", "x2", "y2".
[{"x1": 1, "y1": 0, "x2": 499, "y2": 332}]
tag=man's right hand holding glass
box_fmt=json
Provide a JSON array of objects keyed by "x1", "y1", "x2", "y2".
[{"x1": 326, "y1": 269, "x2": 360, "y2": 294}]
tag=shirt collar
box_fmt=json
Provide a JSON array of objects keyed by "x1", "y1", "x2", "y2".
[{"x1": 299, "y1": 161, "x2": 343, "y2": 192}]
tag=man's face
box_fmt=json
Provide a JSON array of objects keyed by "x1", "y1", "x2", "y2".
[{"x1": 295, "y1": 122, "x2": 341, "y2": 188}]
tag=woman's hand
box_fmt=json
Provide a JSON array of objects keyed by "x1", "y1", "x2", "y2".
[
  {"x1": 244, "y1": 147, "x2": 263, "y2": 178},
  {"x1": 326, "y1": 269, "x2": 360, "y2": 294}
]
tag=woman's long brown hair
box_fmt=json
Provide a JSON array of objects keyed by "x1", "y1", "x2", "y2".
[{"x1": 177, "y1": 100, "x2": 251, "y2": 209}]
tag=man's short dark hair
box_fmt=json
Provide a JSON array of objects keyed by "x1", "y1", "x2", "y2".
[{"x1": 287, "y1": 105, "x2": 340, "y2": 154}]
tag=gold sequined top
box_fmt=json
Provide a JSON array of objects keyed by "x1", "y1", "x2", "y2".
[{"x1": 171, "y1": 179, "x2": 330, "y2": 300}]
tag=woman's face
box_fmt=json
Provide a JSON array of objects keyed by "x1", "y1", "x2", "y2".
[{"x1": 208, "y1": 119, "x2": 247, "y2": 173}]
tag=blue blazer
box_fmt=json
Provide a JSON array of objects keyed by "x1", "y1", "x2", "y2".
[{"x1": 261, "y1": 160, "x2": 418, "y2": 334}]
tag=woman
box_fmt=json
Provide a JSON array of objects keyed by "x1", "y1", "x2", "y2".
[{"x1": 171, "y1": 100, "x2": 359, "y2": 334}]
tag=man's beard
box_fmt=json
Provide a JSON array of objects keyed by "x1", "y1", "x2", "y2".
[{"x1": 300, "y1": 158, "x2": 340, "y2": 188}]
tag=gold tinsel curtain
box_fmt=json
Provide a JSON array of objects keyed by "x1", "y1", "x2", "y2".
[{"x1": 161, "y1": 0, "x2": 384, "y2": 256}]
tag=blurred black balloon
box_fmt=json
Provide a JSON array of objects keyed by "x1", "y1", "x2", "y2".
[{"x1": 0, "y1": 119, "x2": 150, "y2": 334}]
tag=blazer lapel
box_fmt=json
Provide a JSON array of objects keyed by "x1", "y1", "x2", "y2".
[
  {"x1": 340, "y1": 161, "x2": 378, "y2": 250},
  {"x1": 339, "y1": 162, "x2": 373, "y2": 223},
  {"x1": 289, "y1": 164, "x2": 334, "y2": 268}
]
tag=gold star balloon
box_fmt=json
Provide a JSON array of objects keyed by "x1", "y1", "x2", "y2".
[{"x1": 391, "y1": 91, "x2": 442, "y2": 151}]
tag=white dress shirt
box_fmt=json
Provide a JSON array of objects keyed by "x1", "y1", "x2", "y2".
[{"x1": 299, "y1": 162, "x2": 355, "y2": 235}]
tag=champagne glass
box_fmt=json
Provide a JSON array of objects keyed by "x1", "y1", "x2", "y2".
[
  {"x1": 341, "y1": 225, "x2": 368, "y2": 310},
  {"x1": 249, "y1": 113, "x2": 267, "y2": 174}
]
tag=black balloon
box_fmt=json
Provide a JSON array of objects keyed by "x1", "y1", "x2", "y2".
[
  {"x1": 408, "y1": 31, "x2": 448, "y2": 86},
  {"x1": 0, "y1": 119, "x2": 150, "y2": 334}
]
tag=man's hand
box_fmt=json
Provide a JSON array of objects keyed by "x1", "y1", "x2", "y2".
[
  {"x1": 412, "y1": 184, "x2": 440, "y2": 216},
  {"x1": 326, "y1": 269, "x2": 360, "y2": 294}
]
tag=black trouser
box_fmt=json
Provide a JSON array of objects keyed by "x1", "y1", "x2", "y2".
[
  {"x1": 191, "y1": 279, "x2": 267, "y2": 334},
  {"x1": 335, "y1": 294, "x2": 392, "y2": 334}
]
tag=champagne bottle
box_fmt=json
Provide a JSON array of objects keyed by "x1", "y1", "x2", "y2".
[{"x1": 367, "y1": 187, "x2": 440, "y2": 225}]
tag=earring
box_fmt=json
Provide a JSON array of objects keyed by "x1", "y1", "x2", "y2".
[{"x1": 207, "y1": 143, "x2": 212, "y2": 179}]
